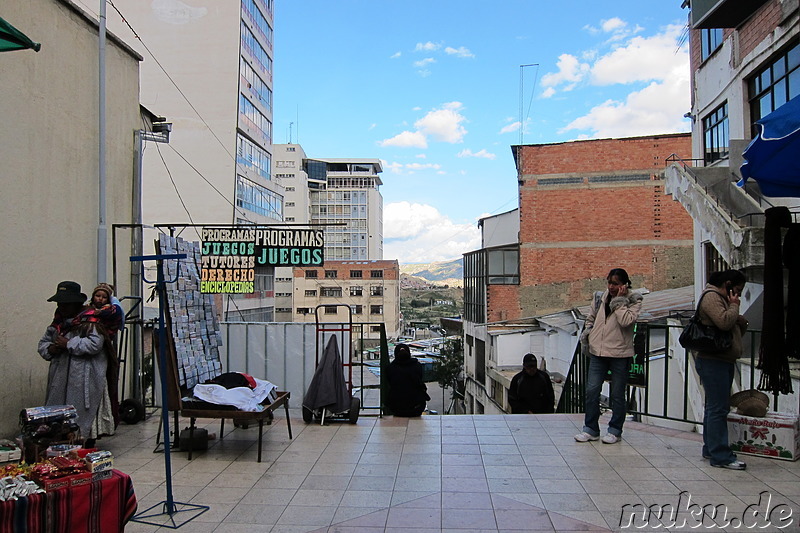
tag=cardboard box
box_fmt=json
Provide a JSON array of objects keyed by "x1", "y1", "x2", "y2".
[{"x1": 728, "y1": 411, "x2": 800, "y2": 461}]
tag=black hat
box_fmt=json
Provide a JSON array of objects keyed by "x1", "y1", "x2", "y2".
[
  {"x1": 522, "y1": 353, "x2": 537, "y2": 368},
  {"x1": 47, "y1": 281, "x2": 87, "y2": 303}
]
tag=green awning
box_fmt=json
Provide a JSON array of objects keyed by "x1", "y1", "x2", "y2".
[{"x1": 0, "y1": 16, "x2": 41, "y2": 52}]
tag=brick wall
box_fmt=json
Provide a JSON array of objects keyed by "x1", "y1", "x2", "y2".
[
  {"x1": 738, "y1": 0, "x2": 783, "y2": 59},
  {"x1": 511, "y1": 134, "x2": 694, "y2": 317}
]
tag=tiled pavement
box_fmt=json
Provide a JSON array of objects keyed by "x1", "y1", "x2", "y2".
[{"x1": 106, "y1": 410, "x2": 800, "y2": 532}]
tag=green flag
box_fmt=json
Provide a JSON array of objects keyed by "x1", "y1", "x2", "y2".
[{"x1": 0, "y1": 16, "x2": 41, "y2": 53}]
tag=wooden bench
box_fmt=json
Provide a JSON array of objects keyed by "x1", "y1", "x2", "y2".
[{"x1": 181, "y1": 391, "x2": 292, "y2": 462}]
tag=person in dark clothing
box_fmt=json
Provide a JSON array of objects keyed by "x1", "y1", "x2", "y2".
[
  {"x1": 386, "y1": 343, "x2": 430, "y2": 417},
  {"x1": 508, "y1": 353, "x2": 555, "y2": 414}
]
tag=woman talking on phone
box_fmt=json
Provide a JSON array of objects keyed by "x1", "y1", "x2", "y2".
[
  {"x1": 695, "y1": 269, "x2": 749, "y2": 470},
  {"x1": 575, "y1": 268, "x2": 643, "y2": 444}
]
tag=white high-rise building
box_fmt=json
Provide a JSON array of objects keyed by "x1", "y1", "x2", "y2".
[
  {"x1": 272, "y1": 144, "x2": 386, "y2": 322},
  {"x1": 273, "y1": 144, "x2": 384, "y2": 260},
  {"x1": 109, "y1": 0, "x2": 281, "y2": 320}
]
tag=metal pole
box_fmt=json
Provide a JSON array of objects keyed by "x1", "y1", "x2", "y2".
[
  {"x1": 519, "y1": 63, "x2": 538, "y2": 146},
  {"x1": 97, "y1": 0, "x2": 108, "y2": 283}
]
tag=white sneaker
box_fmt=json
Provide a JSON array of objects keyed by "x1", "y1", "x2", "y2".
[
  {"x1": 574, "y1": 432, "x2": 599, "y2": 442},
  {"x1": 601, "y1": 434, "x2": 620, "y2": 444}
]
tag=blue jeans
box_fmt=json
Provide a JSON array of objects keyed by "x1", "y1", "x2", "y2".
[
  {"x1": 583, "y1": 355, "x2": 630, "y2": 437},
  {"x1": 695, "y1": 356, "x2": 737, "y2": 466}
]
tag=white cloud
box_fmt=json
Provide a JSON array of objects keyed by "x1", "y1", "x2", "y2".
[
  {"x1": 414, "y1": 41, "x2": 441, "y2": 52},
  {"x1": 414, "y1": 102, "x2": 467, "y2": 143},
  {"x1": 590, "y1": 24, "x2": 686, "y2": 85},
  {"x1": 415, "y1": 153, "x2": 427, "y2": 159},
  {"x1": 560, "y1": 74, "x2": 690, "y2": 138},
  {"x1": 390, "y1": 51, "x2": 401, "y2": 59},
  {"x1": 457, "y1": 149, "x2": 496, "y2": 160},
  {"x1": 413, "y1": 57, "x2": 436, "y2": 68},
  {"x1": 380, "y1": 102, "x2": 468, "y2": 148},
  {"x1": 379, "y1": 130, "x2": 428, "y2": 148},
  {"x1": 541, "y1": 87, "x2": 556, "y2": 99},
  {"x1": 417, "y1": 69, "x2": 432, "y2": 78},
  {"x1": 383, "y1": 161, "x2": 442, "y2": 174},
  {"x1": 384, "y1": 202, "x2": 480, "y2": 263},
  {"x1": 540, "y1": 54, "x2": 590, "y2": 90},
  {"x1": 444, "y1": 46, "x2": 475, "y2": 58},
  {"x1": 499, "y1": 121, "x2": 521, "y2": 134},
  {"x1": 601, "y1": 17, "x2": 626, "y2": 33}
]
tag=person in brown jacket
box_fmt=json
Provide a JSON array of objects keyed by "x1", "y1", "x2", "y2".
[
  {"x1": 695, "y1": 269, "x2": 748, "y2": 470},
  {"x1": 575, "y1": 268, "x2": 643, "y2": 444}
]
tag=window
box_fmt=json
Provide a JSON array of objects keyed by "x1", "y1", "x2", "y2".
[
  {"x1": 236, "y1": 135, "x2": 271, "y2": 180},
  {"x1": 296, "y1": 307, "x2": 311, "y2": 314},
  {"x1": 704, "y1": 242, "x2": 729, "y2": 281},
  {"x1": 370, "y1": 325, "x2": 381, "y2": 333},
  {"x1": 286, "y1": 146, "x2": 296, "y2": 152},
  {"x1": 324, "y1": 305, "x2": 338, "y2": 314},
  {"x1": 370, "y1": 305, "x2": 383, "y2": 315},
  {"x1": 370, "y1": 285, "x2": 383, "y2": 296},
  {"x1": 275, "y1": 307, "x2": 292, "y2": 313},
  {"x1": 700, "y1": 28, "x2": 723, "y2": 62},
  {"x1": 487, "y1": 248, "x2": 519, "y2": 285},
  {"x1": 305, "y1": 270, "x2": 318, "y2": 278},
  {"x1": 351, "y1": 305, "x2": 363, "y2": 314},
  {"x1": 350, "y1": 286, "x2": 363, "y2": 297},
  {"x1": 236, "y1": 175, "x2": 282, "y2": 219},
  {"x1": 703, "y1": 102, "x2": 729, "y2": 164},
  {"x1": 285, "y1": 186, "x2": 295, "y2": 191},
  {"x1": 275, "y1": 292, "x2": 291, "y2": 297},
  {"x1": 748, "y1": 42, "x2": 800, "y2": 136},
  {"x1": 286, "y1": 201, "x2": 295, "y2": 207},
  {"x1": 325, "y1": 270, "x2": 337, "y2": 279},
  {"x1": 350, "y1": 270, "x2": 363, "y2": 278},
  {"x1": 370, "y1": 270, "x2": 383, "y2": 278},
  {"x1": 304, "y1": 290, "x2": 317, "y2": 297},
  {"x1": 321, "y1": 287, "x2": 342, "y2": 297}
]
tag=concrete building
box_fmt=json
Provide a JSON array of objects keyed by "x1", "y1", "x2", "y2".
[
  {"x1": 108, "y1": 0, "x2": 281, "y2": 321},
  {"x1": 291, "y1": 260, "x2": 401, "y2": 340},
  {"x1": 0, "y1": 0, "x2": 145, "y2": 436},
  {"x1": 462, "y1": 134, "x2": 697, "y2": 415},
  {"x1": 664, "y1": 0, "x2": 800, "y2": 413},
  {"x1": 272, "y1": 144, "x2": 387, "y2": 323},
  {"x1": 273, "y1": 145, "x2": 384, "y2": 261}
]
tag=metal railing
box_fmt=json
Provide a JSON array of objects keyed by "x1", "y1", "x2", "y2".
[{"x1": 557, "y1": 321, "x2": 765, "y2": 426}]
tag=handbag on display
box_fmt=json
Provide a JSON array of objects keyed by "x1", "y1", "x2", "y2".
[{"x1": 679, "y1": 291, "x2": 733, "y2": 353}]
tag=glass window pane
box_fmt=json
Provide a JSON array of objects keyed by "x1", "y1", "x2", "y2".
[
  {"x1": 774, "y1": 57, "x2": 786, "y2": 80},
  {"x1": 775, "y1": 81, "x2": 788, "y2": 108},
  {"x1": 789, "y1": 69, "x2": 800, "y2": 100},
  {"x1": 788, "y1": 43, "x2": 800, "y2": 71}
]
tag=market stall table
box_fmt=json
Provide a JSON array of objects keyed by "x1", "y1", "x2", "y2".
[{"x1": 0, "y1": 469, "x2": 136, "y2": 533}]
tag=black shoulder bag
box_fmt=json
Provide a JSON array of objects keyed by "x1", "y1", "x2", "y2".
[{"x1": 679, "y1": 291, "x2": 733, "y2": 353}]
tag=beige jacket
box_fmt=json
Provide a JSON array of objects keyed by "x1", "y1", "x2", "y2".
[
  {"x1": 696, "y1": 284, "x2": 746, "y2": 363},
  {"x1": 581, "y1": 290, "x2": 643, "y2": 358}
]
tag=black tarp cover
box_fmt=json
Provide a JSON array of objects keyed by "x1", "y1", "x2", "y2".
[{"x1": 302, "y1": 335, "x2": 351, "y2": 414}]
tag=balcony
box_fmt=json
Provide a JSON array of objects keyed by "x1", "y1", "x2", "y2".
[
  {"x1": 690, "y1": 0, "x2": 769, "y2": 29},
  {"x1": 110, "y1": 409, "x2": 800, "y2": 531}
]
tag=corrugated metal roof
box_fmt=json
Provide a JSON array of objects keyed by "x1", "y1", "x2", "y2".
[{"x1": 575, "y1": 285, "x2": 695, "y2": 322}]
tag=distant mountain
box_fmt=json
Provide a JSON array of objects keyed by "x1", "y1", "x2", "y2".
[{"x1": 400, "y1": 258, "x2": 463, "y2": 287}]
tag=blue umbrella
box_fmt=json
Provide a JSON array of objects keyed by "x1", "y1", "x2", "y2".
[{"x1": 739, "y1": 95, "x2": 800, "y2": 197}]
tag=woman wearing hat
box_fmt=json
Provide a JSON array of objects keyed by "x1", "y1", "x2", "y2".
[{"x1": 37, "y1": 281, "x2": 116, "y2": 445}]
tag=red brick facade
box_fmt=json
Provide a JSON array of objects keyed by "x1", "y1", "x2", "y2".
[{"x1": 508, "y1": 134, "x2": 694, "y2": 317}]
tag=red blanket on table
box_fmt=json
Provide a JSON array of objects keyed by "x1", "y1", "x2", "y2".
[{"x1": 0, "y1": 470, "x2": 136, "y2": 533}]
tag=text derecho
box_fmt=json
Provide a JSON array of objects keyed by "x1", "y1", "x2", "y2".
[{"x1": 200, "y1": 227, "x2": 324, "y2": 294}]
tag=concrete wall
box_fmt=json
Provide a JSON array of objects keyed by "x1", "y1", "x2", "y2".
[{"x1": 0, "y1": 0, "x2": 141, "y2": 437}]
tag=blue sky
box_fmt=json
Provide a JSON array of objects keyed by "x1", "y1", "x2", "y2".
[{"x1": 273, "y1": 1, "x2": 692, "y2": 264}]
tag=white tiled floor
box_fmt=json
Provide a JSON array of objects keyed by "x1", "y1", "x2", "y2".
[{"x1": 105, "y1": 409, "x2": 800, "y2": 532}]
